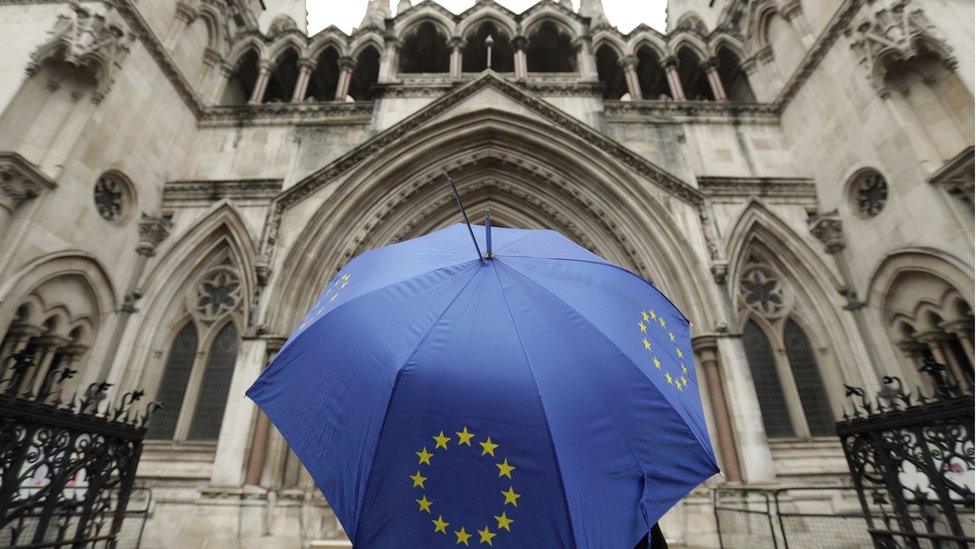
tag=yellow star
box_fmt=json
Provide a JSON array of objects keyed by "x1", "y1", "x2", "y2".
[
  {"x1": 641, "y1": 311, "x2": 649, "y2": 321},
  {"x1": 675, "y1": 382, "x2": 683, "y2": 391},
  {"x1": 659, "y1": 318, "x2": 666, "y2": 328},
  {"x1": 341, "y1": 273, "x2": 350, "y2": 281},
  {"x1": 478, "y1": 526, "x2": 497, "y2": 545},
  {"x1": 501, "y1": 486, "x2": 521, "y2": 507},
  {"x1": 329, "y1": 293, "x2": 338, "y2": 302},
  {"x1": 456, "y1": 426, "x2": 475, "y2": 446},
  {"x1": 480, "y1": 437, "x2": 499, "y2": 457},
  {"x1": 650, "y1": 309, "x2": 657, "y2": 320},
  {"x1": 417, "y1": 447, "x2": 433, "y2": 465},
  {"x1": 683, "y1": 376, "x2": 689, "y2": 387},
  {"x1": 676, "y1": 348, "x2": 684, "y2": 359},
  {"x1": 668, "y1": 331, "x2": 676, "y2": 342},
  {"x1": 638, "y1": 320, "x2": 647, "y2": 333},
  {"x1": 433, "y1": 516, "x2": 450, "y2": 534},
  {"x1": 494, "y1": 511, "x2": 514, "y2": 532},
  {"x1": 496, "y1": 458, "x2": 516, "y2": 479},
  {"x1": 417, "y1": 495, "x2": 432, "y2": 513},
  {"x1": 433, "y1": 431, "x2": 451, "y2": 450},
  {"x1": 652, "y1": 356, "x2": 662, "y2": 369},
  {"x1": 642, "y1": 338, "x2": 652, "y2": 350},
  {"x1": 665, "y1": 372, "x2": 673, "y2": 385},
  {"x1": 455, "y1": 527, "x2": 472, "y2": 545},
  {"x1": 410, "y1": 471, "x2": 427, "y2": 488},
  {"x1": 681, "y1": 364, "x2": 688, "y2": 375}
]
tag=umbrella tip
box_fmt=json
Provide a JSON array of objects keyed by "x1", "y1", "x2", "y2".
[{"x1": 484, "y1": 209, "x2": 493, "y2": 259}]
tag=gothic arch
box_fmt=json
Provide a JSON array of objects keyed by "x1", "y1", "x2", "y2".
[
  {"x1": 396, "y1": 13, "x2": 455, "y2": 43},
  {"x1": 667, "y1": 32, "x2": 710, "y2": 61},
  {"x1": 627, "y1": 31, "x2": 668, "y2": 60},
  {"x1": 349, "y1": 33, "x2": 384, "y2": 60},
  {"x1": 865, "y1": 248, "x2": 974, "y2": 311},
  {"x1": 456, "y1": 9, "x2": 517, "y2": 40},
  {"x1": 591, "y1": 30, "x2": 627, "y2": 58},
  {"x1": 226, "y1": 35, "x2": 267, "y2": 68},
  {"x1": 266, "y1": 34, "x2": 309, "y2": 63},
  {"x1": 262, "y1": 109, "x2": 715, "y2": 336},
  {"x1": 309, "y1": 32, "x2": 349, "y2": 60},
  {"x1": 521, "y1": 10, "x2": 580, "y2": 40},
  {"x1": 196, "y1": 4, "x2": 227, "y2": 52},
  {"x1": 115, "y1": 201, "x2": 256, "y2": 392}
]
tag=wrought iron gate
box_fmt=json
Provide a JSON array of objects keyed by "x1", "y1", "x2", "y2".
[
  {"x1": 837, "y1": 359, "x2": 974, "y2": 548},
  {"x1": 0, "y1": 350, "x2": 158, "y2": 548}
]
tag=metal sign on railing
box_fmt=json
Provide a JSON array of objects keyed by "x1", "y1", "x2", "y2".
[{"x1": 0, "y1": 349, "x2": 159, "y2": 548}]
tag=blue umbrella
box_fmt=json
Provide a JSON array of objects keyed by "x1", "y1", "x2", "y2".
[{"x1": 247, "y1": 222, "x2": 719, "y2": 547}]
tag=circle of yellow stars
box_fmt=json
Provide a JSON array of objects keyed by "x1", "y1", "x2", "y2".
[
  {"x1": 324, "y1": 272, "x2": 351, "y2": 303},
  {"x1": 637, "y1": 308, "x2": 693, "y2": 393},
  {"x1": 411, "y1": 427, "x2": 519, "y2": 545}
]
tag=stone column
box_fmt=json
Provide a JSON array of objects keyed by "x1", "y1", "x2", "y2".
[
  {"x1": 918, "y1": 332, "x2": 967, "y2": 388},
  {"x1": 29, "y1": 335, "x2": 69, "y2": 395},
  {"x1": 449, "y1": 37, "x2": 464, "y2": 78},
  {"x1": 290, "y1": 57, "x2": 315, "y2": 103},
  {"x1": 620, "y1": 55, "x2": 642, "y2": 100},
  {"x1": 693, "y1": 335, "x2": 742, "y2": 482},
  {"x1": 704, "y1": 58, "x2": 727, "y2": 101},
  {"x1": 513, "y1": 36, "x2": 528, "y2": 81},
  {"x1": 334, "y1": 57, "x2": 356, "y2": 100},
  {"x1": 378, "y1": 33, "x2": 402, "y2": 83},
  {"x1": 248, "y1": 60, "x2": 273, "y2": 105},
  {"x1": 211, "y1": 337, "x2": 268, "y2": 486},
  {"x1": 210, "y1": 62, "x2": 235, "y2": 104},
  {"x1": 662, "y1": 56, "x2": 685, "y2": 100},
  {"x1": 574, "y1": 35, "x2": 598, "y2": 81},
  {"x1": 0, "y1": 323, "x2": 42, "y2": 380},
  {"x1": 164, "y1": 0, "x2": 197, "y2": 51},
  {"x1": 245, "y1": 337, "x2": 286, "y2": 486},
  {"x1": 942, "y1": 318, "x2": 975, "y2": 360},
  {"x1": 717, "y1": 336, "x2": 777, "y2": 482}
]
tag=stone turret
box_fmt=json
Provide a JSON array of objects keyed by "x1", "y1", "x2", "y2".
[
  {"x1": 360, "y1": 0, "x2": 391, "y2": 30},
  {"x1": 396, "y1": 0, "x2": 412, "y2": 15},
  {"x1": 579, "y1": 0, "x2": 610, "y2": 28}
]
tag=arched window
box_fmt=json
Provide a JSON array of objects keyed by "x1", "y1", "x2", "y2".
[
  {"x1": 147, "y1": 322, "x2": 198, "y2": 440},
  {"x1": 188, "y1": 322, "x2": 239, "y2": 440},
  {"x1": 263, "y1": 48, "x2": 300, "y2": 103},
  {"x1": 305, "y1": 47, "x2": 340, "y2": 101},
  {"x1": 462, "y1": 22, "x2": 514, "y2": 73},
  {"x1": 349, "y1": 47, "x2": 381, "y2": 100},
  {"x1": 221, "y1": 49, "x2": 260, "y2": 106},
  {"x1": 595, "y1": 45, "x2": 627, "y2": 100},
  {"x1": 716, "y1": 46, "x2": 755, "y2": 102},
  {"x1": 526, "y1": 21, "x2": 576, "y2": 72},
  {"x1": 399, "y1": 22, "x2": 450, "y2": 73},
  {"x1": 742, "y1": 320, "x2": 795, "y2": 438},
  {"x1": 783, "y1": 320, "x2": 834, "y2": 437},
  {"x1": 635, "y1": 45, "x2": 669, "y2": 100},
  {"x1": 676, "y1": 47, "x2": 714, "y2": 100}
]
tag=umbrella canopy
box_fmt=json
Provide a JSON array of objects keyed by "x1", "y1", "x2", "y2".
[{"x1": 247, "y1": 224, "x2": 719, "y2": 547}]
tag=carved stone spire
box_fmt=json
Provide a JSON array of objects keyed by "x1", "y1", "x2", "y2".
[
  {"x1": 359, "y1": 0, "x2": 391, "y2": 30},
  {"x1": 579, "y1": 0, "x2": 610, "y2": 28},
  {"x1": 396, "y1": 0, "x2": 411, "y2": 15},
  {"x1": 558, "y1": 0, "x2": 573, "y2": 10}
]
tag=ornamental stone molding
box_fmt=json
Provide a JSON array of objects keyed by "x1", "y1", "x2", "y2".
[
  {"x1": 846, "y1": 0, "x2": 957, "y2": 97},
  {"x1": 26, "y1": 0, "x2": 135, "y2": 104},
  {"x1": 0, "y1": 152, "x2": 56, "y2": 213},
  {"x1": 808, "y1": 210, "x2": 845, "y2": 254},
  {"x1": 928, "y1": 147, "x2": 974, "y2": 206},
  {"x1": 136, "y1": 213, "x2": 173, "y2": 257}
]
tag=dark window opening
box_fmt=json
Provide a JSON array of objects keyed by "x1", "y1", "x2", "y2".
[
  {"x1": 595, "y1": 45, "x2": 627, "y2": 100},
  {"x1": 636, "y1": 46, "x2": 669, "y2": 100},
  {"x1": 263, "y1": 48, "x2": 300, "y2": 103},
  {"x1": 349, "y1": 47, "x2": 381, "y2": 100},
  {"x1": 306, "y1": 47, "x2": 341, "y2": 101},
  {"x1": 783, "y1": 320, "x2": 834, "y2": 437},
  {"x1": 676, "y1": 47, "x2": 714, "y2": 101},
  {"x1": 716, "y1": 46, "x2": 756, "y2": 102},
  {"x1": 527, "y1": 21, "x2": 576, "y2": 72},
  {"x1": 220, "y1": 49, "x2": 259, "y2": 106},
  {"x1": 399, "y1": 22, "x2": 450, "y2": 73},
  {"x1": 462, "y1": 22, "x2": 514, "y2": 72},
  {"x1": 742, "y1": 320, "x2": 795, "y2": 438}
]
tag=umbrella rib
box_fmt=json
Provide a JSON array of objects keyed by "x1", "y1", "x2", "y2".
[
  {"x1": 495, "y1": 259, "x2": 719, "y2": 473},
  {"x1": 498, "y1": 255, "x2": 690, "y2": 323},
  {"x1": 488, "y1": 262, "x2": 582, "y2": 549},
  {"x1": 351, "y1": 262, "x2": 484, "y2": 541}
]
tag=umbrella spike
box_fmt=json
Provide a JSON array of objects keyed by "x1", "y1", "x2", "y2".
[
  {"x1": 444, "y1": 171, "x2": 484, "y2": 260},
  {"x1": 484, "y1": 209, "x2": 493, "y2": 258}
]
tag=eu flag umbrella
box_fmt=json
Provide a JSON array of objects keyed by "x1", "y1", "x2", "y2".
[{"x1": 247, "y1": 222, "x2": 719, "y2": 548}]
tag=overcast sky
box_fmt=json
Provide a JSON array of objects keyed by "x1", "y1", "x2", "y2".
[{"x1": 307, "y1": 0, "x2": 667, "y2": 34}]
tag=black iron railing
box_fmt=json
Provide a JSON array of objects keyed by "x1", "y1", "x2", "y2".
[
  {"x1": 837, "y1": 359, "x2": 975, "y2": 549},
  {"x1": 0, "y1": 350, "x2": 158, "y2": 548}
]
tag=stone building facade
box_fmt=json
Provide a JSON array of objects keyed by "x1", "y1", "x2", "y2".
[{"x1": 0, "y1": 0, "x2": 971, "y2": 546}]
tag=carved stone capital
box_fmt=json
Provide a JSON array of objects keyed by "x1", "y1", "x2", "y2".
[
  {"x1": 780, "y1": 0, "x2": 803, "y2": 21},
  {"x1": 175, "y1": 0, "x2": 198, "y2": 24},
  {"x1": 512, "y1": 36, "x2": 529, "y2": 51},
  {"x1": 136, "y1": 213, "x2": 173, "y2": 256},
  {"x1": 297, "y1": 57, "x2": 317, "y2": 71},
  {"x1": 710, "y1": 262, "x2": 729, "y2": 284},
  {"x1": 691, "y1": 334, "x2": 719, "y2": 360},
  {"x1": 28, "y1": 1, "x2": 134, "y2": 104},
  {"x1": 619, "y1": 55, "x2": 638, "y2": 69},
  {"x1": 0, "y1": 152, "x2": 56, "y2": 213},
  {"x1": 809, "y1": 210, "x2": 845, "y2": 254},
  {"x1": 339, "y1": 56, "x2": 357, "y2": 71},
  {"x1": 255, "y1": 263, "x2": 272, "y2": 286}
]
